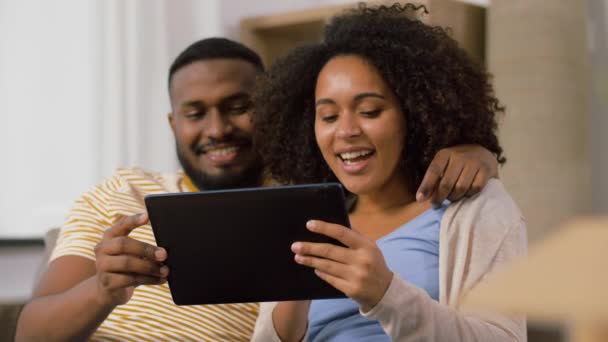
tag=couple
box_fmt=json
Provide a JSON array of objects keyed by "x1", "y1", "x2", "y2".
[{"x1": 17, "y1": 3, "x2": 525, "y2": 341}]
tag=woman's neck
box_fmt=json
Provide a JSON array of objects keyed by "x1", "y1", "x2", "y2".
[
  {"x1": 354, "y1": 177, "x2": 415, "y2": 215},
  {"x1": 350, "y1": 177, "x2": 430, "y2": 241}
]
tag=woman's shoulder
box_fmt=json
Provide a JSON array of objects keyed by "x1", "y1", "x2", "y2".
[
  {"x1": 447, "y1": 178, "x2": 524, "y2": 228},
  {"x1": 442, "y1": 179, "x2": 526, "y2": 252}
]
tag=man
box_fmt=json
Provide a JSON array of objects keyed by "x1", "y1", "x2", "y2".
[{"x1": 16, "y1": 38, "x2": 498, "y2": 341}]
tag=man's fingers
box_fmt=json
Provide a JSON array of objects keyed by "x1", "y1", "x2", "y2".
[
  {"x1": 432, "y1": 160, "x2": 464, "y2": 205},
  {"x1": 417, "y1": 151, "x2": 449, "y2": 201},
  {"x1": 447, "y1": 165, "x2": 478, "y2": 202},
  {"x1": 131, "y1": 274, "x2": 167, "y2": 286},
  {"x1": 97, "y1": 255, "x2": 169, "y2": 278},
  {"x1": 465, "y1": 169, "x2": 486, "y2": 197},
  {"x1": 99, "y1": 236, "x2": 164, "y2": 261},
  {"x1": 99, "y1": 272, "x2": 167, "y2": 289},
  {"x1": 105, "y1": 213, "x2": 148, "y2": 238},
  {"x1": 476, "y1": 147, "x2": 499, "y2": 179}
]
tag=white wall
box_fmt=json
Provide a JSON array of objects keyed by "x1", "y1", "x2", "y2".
[{"x1": 0, "y1": 0, "x2": 99, "y2": 238}]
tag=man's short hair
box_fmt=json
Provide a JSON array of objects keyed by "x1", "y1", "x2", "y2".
[{"x1": 168, "y1": 37, "x2": 264, "y2": 90}]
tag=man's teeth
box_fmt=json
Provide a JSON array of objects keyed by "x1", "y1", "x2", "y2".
[
  {"x1": 339, "y1": 150, "x2": 372, "y2": 161},
  {"x1": 208, "y1": 146, "x2": 238, "y2": 156}
]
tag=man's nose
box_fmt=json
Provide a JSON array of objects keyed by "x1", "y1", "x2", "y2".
[{"x1": 204, "y1": 108, "x2": 233, "y2": 140}]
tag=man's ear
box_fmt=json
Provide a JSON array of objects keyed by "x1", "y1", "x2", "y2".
[{"x1": 168, "y1": 112, "x2": 176, "y2": 133}]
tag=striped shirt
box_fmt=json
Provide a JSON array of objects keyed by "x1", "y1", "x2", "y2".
[{"x1": 50, "y1": 167, "x2": 259, "y2": 341}]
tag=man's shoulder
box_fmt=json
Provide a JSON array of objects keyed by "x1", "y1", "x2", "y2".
[
  {"x1": 74, "y1": 167, "x2": 183, "y2": 208},
  {"x1": 112, "y1": 166, "x2": 169, "y2": 182},
  {"x1": 103, "y1": 167, "x2": 183, "y2": 193}
]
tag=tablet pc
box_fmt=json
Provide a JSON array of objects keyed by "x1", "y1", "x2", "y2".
[{"x1": 144, "y1": 183, "x2": 351, "y2": 305}]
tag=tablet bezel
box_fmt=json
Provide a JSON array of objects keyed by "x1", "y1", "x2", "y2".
[{"x1": 144, "y1": 182, "x2": 351, "y2": 305}]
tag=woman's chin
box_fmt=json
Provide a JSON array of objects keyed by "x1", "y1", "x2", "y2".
[{"x1": 340, "y1": 180, "x2": 374, "y2": 197}]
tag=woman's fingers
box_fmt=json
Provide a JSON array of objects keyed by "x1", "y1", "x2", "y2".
[
  {"x1": 313, "y1": 269, "x2": 349, "y2": 295},
  {"x1": 305, "y1": 220, "x2": 369, "y2": 249},
  {"x1": 291, "y1": 242, "x2": 350, "y2": 264},
  {"x1": 294, "y1": 254, "x2": 349, "y2": 280}
]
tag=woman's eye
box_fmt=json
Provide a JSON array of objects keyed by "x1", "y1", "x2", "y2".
[
  {"x1": 360, "y1": 109, "x2": 381, "y2": 118},
  {"x1": 320, "y1": 114, "x2": 338, "y2": 123}
]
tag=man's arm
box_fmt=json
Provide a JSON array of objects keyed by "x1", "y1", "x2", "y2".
[
  {"x1": 416, "y1": 144, "x2": 499, "y2": 204},
  {"x1": 16, "y1": 257, "x2": 111, "y2": 341},
  {"x1": 16, "y1": 214, "x2": 167, "y2": 342}
]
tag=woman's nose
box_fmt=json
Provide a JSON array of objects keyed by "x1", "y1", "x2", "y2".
[{"x1": 336, "y1": 114, "x2": 362, "y2": 139}]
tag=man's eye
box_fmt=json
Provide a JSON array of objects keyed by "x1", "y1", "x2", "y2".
[
  {"x1": 224, "y1": 102, "x2": 252, "y2": 115},
  {"x1": 360, "y1": 109, "x2": 381, "y2": 118},
  {"x1": 226, "y1": 106, "x2": 250, "y2": 115},
  {"x1": 185, "y1": 111, "x2": 204, "y2": 120}
]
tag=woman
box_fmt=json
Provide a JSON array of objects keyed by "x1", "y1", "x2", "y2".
[{"x1": 251, "y1": 3, "x2": 526, "y2": 341}]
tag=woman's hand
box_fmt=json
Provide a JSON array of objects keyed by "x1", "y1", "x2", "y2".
[{"x1": 292, "y1": 220, "x2": 393, "y2": 312}]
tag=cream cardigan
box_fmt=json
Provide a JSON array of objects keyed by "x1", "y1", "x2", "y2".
[{"x1": 251, "y1": 179, "x2": 527, "y2": 341}]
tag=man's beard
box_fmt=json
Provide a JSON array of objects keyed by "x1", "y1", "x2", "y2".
[{"x1": 176, "y1": 143, "x2": 265, "y2": 191}]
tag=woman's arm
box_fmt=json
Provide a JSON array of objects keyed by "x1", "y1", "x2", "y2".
[
  {"x1": 251, "y1": 301, "x2": 310, "y2": 342},
  {"x1": 361, "y1": 217, "x2": 527, "y2": 341}
]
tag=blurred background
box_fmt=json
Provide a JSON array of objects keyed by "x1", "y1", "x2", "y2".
[{"x1": 0, "y1": 0, "x2": 605, "y2": 339}]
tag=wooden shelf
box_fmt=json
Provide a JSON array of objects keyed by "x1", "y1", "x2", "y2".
[{"x1": 240, "y1": 1, "x2": 485, "y2": 67}]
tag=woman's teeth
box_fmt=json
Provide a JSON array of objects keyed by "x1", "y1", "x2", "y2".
[{"x1": 339, "y1": 150, "x2": 373, "y2": 163}]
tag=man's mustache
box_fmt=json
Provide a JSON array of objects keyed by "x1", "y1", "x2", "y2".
[{"x1": 194, "y1": 137, "x2": 253, "y2": 154}]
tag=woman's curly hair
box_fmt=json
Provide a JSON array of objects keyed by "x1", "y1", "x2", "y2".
[{"x1": 253, "y1": 3, "x2": 505, "y2": 193}]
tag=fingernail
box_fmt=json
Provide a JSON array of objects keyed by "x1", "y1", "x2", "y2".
[
  {"x1": 416, "y1": 191, "x2": 425, "y2": 202},
  {"x1": 160, "y1": 266, "x2": 169, "y2": 276},
  {"x1": 154, "y1": 248, "x2": 166, "y2": 260},
  {"x1": 306, "y1": 220, "x2": 317, "y2": 231},
  {"x1": 294, "y1": 254, "x2": 304, "y2": 263},
  {"x1": 291, "y1": 242, "x2": 301, "y2": 253}
]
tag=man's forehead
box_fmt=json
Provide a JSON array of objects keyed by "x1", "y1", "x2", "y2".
[{"x1": 170, "y1": 59, "x2": 257, "y2": 102}]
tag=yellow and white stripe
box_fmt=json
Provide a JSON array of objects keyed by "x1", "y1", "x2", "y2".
[{"x1": 50, "y1": 167, "x2": 259, "y2": 341}]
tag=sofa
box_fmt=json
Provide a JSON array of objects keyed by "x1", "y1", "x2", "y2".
[{"x1": 0, "y1": 228, "x2": 58, "y2": 341}]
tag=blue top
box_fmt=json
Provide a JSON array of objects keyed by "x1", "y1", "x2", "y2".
[{"x1": 307, "y1": 204, "x2": 446, "y2": 342}]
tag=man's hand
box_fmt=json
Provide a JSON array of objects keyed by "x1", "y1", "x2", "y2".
[
  {"x1": 416, "y1": 145, "x2": 498, "y2": 205},
  {"x1": 94, "y1": 213, "x2": 168, "y2": 307}
]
